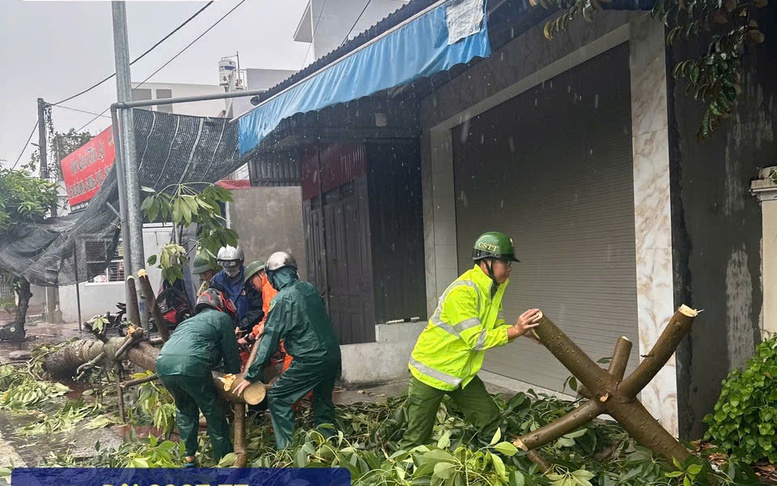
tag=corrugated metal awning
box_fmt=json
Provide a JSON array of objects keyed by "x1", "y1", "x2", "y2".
[{"x1": 237, "y1": 0, "x2": 492, "y2": 156}]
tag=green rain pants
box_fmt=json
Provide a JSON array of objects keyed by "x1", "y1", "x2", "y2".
[
  {"x1": 158, "y1": 374, "x2": 233, "y2": 461},
  {"x1": 401, "y1": 375, "x2": 501, "y2": 448},
  {"x1": 267, "y1": 358, "x2": 340, "y2": 449}
]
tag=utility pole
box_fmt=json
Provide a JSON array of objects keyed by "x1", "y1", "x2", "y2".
[
  {"x1": 37, "y1": 98, "x2": 60, "y2": 324},
  {"x1": 112, "y1": 0, "x2": 148, "y2": 330},
  {"x1": 36, "y1": 99, "x2": 49, "y2": 180}
]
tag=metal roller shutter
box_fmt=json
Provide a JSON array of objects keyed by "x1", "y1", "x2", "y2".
[{"x1": 451, "y1": 43, "x2": 639, "y2": 392}]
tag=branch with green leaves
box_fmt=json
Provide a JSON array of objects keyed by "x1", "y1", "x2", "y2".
[
  {"x1": 140, "y1": 183, "x2": 238, "y2": 284},
  {"x1": 533, "y1": 0, "x2": 768, "y2": 139}
]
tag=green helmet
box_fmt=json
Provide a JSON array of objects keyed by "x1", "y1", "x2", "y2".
[
  {"x1": 192, "y1": 253, "x2": 217, "y2": 274},
  {"x1": 244, "y1": 260, "x2": 266, "y2": 284},
  {"x1": 472, "y1": 231, "x2": 520, "y2": 262}
]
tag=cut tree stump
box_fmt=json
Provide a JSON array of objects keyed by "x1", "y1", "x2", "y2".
[{"x1": 513, "y1": 305, "x2": 699, "y2": 467}]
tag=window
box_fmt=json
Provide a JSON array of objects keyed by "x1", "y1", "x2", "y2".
[
  {"x1": 85, "y1": 240, "x2": 124, "y2": 283},
  {"x1": 155, "y1": 89, "x2": 174, "y2": 113},
  {"x1": 131, "y1": 88, "x2": 153, "y2": 111}
]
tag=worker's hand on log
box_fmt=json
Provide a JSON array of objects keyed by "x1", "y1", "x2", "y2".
[
  {"x1": 233, "y1": 378, "x2": 251, "y2": 396},
  {"x1": 508, "y1": 308, "x2": 542, "y2": 339},
  {"x1": 237, "y1": 337, "x2": 249, "y2": 347}
]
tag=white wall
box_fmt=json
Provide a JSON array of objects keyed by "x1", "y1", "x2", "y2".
[
  {"x1": 339, "y1": 321, "x2": 425, "y2": 385},
  {"x1": 303, "y1": 0, "x2": 409, "y2": 60},
  {"x1": 131, "y1": 82, "x2": 226, "y2": 118},
  {"x1": 60, "y1": 225, "x2": 173, "y2": 324}
]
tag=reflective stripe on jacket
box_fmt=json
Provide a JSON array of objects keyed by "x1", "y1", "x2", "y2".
[{"x1": 409, "y1": 265, "x2": 511, "y2": 391}]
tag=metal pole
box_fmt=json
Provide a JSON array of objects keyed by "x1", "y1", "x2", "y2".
[
  {"x1": 112, "y1": 1, "x2": 148, "y2": 330},
  {"x1": 37, "y1": 98, "x2": 59, "y2": 323},
  {"x1": 110, "y1": 109, "x2": 133, "y2": 308},
  {"x1": 73, "y1": 247, "x2": 82, "y2": 332}
]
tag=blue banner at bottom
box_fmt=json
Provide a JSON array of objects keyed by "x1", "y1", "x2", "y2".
[{"x1": 11, "y1": 468, "x2": 351, "y2": 486}]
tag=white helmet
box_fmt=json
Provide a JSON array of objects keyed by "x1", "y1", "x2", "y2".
[
  {"x1": 217, "y1": 245, "x2": 244, "y2": 277},
  {"x1": 265, "y1": 251, "x2": 297, "y2": 272}
]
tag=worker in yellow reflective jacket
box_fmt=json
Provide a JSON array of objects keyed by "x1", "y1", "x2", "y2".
[{"x1": 402, "y1": 231, "x2": 542, "y2": 448}]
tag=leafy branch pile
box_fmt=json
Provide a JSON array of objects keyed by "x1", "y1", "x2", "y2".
[
  {"x1": 531, "y1": 0, "x2": 769, "y2": 139},
  {"x1": 43, "y1": 389, "x2": 757, "y2": 485},
  {"x1": 141, "y1": 183, "x2": 237, "y2": 283},
  {"x1": 125, "y1": 371, "x2": 177, "y2": 436}
]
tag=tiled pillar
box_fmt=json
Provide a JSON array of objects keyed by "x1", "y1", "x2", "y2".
[
  {"x1": 629, "y1": 15, "x2": 678, "y2": 436},
  {"x1": 752, "y1": 167, "x2": 777, "y2": 335},
  {"x1": 423, "y1": 128, "x2": 460, "y2": 313}
]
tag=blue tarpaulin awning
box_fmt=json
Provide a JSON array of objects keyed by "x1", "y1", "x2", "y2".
[{"x1": 237, "y1": 0, "x2": 492, "y2": 155}]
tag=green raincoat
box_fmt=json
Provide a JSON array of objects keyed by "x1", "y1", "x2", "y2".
[
  {"x1": 156, "y1": 308, "x2": 241, "y2": 461},
  {"x1": 244, "y1": 267, "x2": 341, "y2": 448}
]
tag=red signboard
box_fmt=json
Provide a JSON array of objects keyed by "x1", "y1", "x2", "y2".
[{"x1": 60, "y1": 126, "x2": 115, "y2": 207}]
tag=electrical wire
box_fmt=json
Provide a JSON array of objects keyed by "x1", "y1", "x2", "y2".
[
  {"x1": 75, "y1": 0, "x2": 247, "y2": 132},
  {"x1": 341, "y1": 0, "x2": 373, "y2": 47},
  {"x1": 132, "y1": 0, "x2": 247, "y2": 89},
  {"x1": 11, "y1": 122, "x2": 39, "y2": 170},
  {"x1": 52, "y1": 104, "x2": 112, "y2": 119},
  {"x1": 300, "y1": 0, "x2": 330, "y2": 68},
  {"x1": 51, "y1": 1, "x2": 215, "y2": 106}
]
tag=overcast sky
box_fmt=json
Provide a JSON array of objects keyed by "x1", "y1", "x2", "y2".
[{"x1": 0, "y1": 0, "x2": 311, "y2": 169}]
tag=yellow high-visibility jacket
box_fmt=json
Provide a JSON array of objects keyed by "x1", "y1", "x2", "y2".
[{"x1": 409, "y1": 265, "x2": 512, "y2": 391}]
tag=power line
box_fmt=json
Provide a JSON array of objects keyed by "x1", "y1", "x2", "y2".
[
  {"x1": 52, "y1": 104, "x2": 112, "y2": 119},
  {"x1": 300, "y1": 0, "x2": 330, "y2": 68},
  {"x1": 51, "y1": 1, "x2": 215, "y2": 106},
  {"x1": 75, "y1": 0, "x2": 246, "y2": 132},
  {"x1": 341, "y1": 0, "x2": 373, "y2": 47},
  {"x1": 76, "y1": 110, "x2": 109, "y2": 133},
  {"x1": 133, "y1": 0, "x2": 247, "y2": 89},
  {"x1": 11, "y1": 121, "x2": 39, "y2": 170}
]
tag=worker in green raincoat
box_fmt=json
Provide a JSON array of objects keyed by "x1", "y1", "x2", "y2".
[
  {"x1": 156, "y1": 289, "x2": 241, "y2": 466},
  {"x1": 234, "y1": 251, "x2": 341, "y2": 449},
  {"x1": 401, "y1": 232, "x2": 542, "y2": 448}
]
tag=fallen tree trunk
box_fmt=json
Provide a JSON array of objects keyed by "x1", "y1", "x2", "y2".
[
  {"x1": 212, "y1": 371, "x2": 267, "y2": 405},
  {"x1": 45, "y1": 335, "x2": 261, "y2": 468},
  {"x1": 44, "y1": 336, "x2": 159, "y2": 379}
]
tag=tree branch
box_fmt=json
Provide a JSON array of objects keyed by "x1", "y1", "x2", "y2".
[
  {"x1": 533, "y1": 313, "x2": 615, "y2": 398},
  {"x1": 619, "y1": 306, "x2": 698, "y2": 397},
  {"x1": 607, "y1": 336, "x2": 633, "y2": 380},
  {"x1": 514, "y1": 399, "x2": 602, "y2": 451},
  {"x1": 137, "y1": 269, "x2": 171, "y2": 342}
]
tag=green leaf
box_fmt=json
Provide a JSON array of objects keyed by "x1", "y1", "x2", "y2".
[
  {"x1": 687, "y1": 464, "x2": 702, "y2": 475},
  {"x1": 147, "y1": 254, "x2": 157, "y2": 266},
  {"x1": 493, "y1": 442, "x2": 519, "y2": 456},
  {"x1": 509, "y1": 471, "x2": 525, "y2": 486},
  {"x1": 130, "y1": 457, "x2": 150, "y2": 468},
  {"x1": 217, "y1": 452, "x2": 237, "y2": 467},
  {"x1": 437, "y1": 430, "x2": 451, "y2": 449},
  {"x1": 433, "y1": 461, "x2": 456, "y2": 479},
  {"x1": 564, "y1": 428, "x2": 587, "y2": 439},
  {"x1": 490, "y1": 427, "x2": 502, "y2": 445},
  {"x1": 491, "y1": 453, "x2": 507, "y2": 480},
  {"x1": 665, "y1": 471, "x2": 684, "y2": 478}
]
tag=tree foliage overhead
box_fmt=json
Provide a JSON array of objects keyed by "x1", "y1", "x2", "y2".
[
  {"x1": 28, "y1": 121, "x2": 94, "y2": 181},
  {"x1": 532, "y1": 0, "x2": 769, "y2": 139},
  {"x1": 141, "y1": 183, "x2": 238, "y2": 284},
  {"x1": 0, "y1": 167, "x2": 59, "y2": 235}
]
